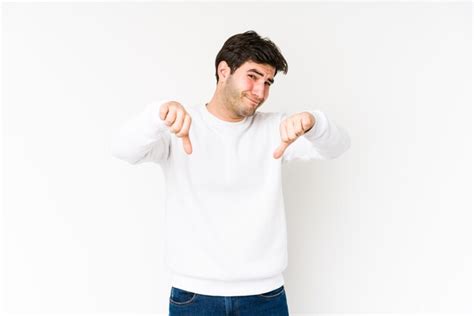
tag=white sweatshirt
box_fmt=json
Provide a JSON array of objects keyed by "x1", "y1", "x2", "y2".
[{"x1": 110, "y1": 101, "x2": 350, "y2": 296}]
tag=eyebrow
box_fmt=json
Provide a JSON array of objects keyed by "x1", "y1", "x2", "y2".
[{"x1": 248, "y1": 69, "x2": 275, "y2": 84}]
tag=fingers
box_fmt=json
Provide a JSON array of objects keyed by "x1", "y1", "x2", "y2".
[
  {"x1": 280, "y1": 120, "x2": 289, "y2": 143},
  {"x1": 159, "y1": 101, "x2": 193, "y2": 155},
  {"x1": 164, "y1": 107, "x2": 177, "y2": 126},
  {"x1": 159, "y1": 103, "x2": 169, "y2": 120},
  {"x1": 273, "y1": 114, "x2": 308, "y2": 159},
  {"x1": 273, "y1": 122, "x2": 290, "y2": 159},
  {"x1": 273, "y1": 142, "x2": 289, "y2": 159},
  {"x1": 177, "y1": 115, "x2": 193, "y2": 154},
  {"x1": 294, "y1": 118, "x2": 306, "y2": 136},
  {"x1": 169, "y1": 109, "x2": 184, "y2": 133},
  {"x1": 176, "y1": 115, "x2": 191, "y2": 138},
  {"x1": 288, "y1": 117, "x2": 306, "y2": 139},
  {"x1": 181, "y1": 135, "x2": 193, "y2": 154}
]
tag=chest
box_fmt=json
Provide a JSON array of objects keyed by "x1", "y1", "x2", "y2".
[{"x1": 169, "y1": 124, "x2": 280, "y2": 191}]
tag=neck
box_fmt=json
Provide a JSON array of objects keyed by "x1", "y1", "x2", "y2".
[{"x1": 206, "y1": 92, "x2": 245, "y2": 122}]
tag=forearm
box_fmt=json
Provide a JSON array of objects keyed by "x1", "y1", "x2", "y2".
[
  {"x1": 110, "y1": 101, "x2": 171, "y2": 164},
  {"x1": 303, "y1": 110, "x2": 351, "y2": 159}
]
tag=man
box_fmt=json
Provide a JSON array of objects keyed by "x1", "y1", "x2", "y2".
[{"x1": 111, "y1": 30, "x2": 350, "y2": 315}]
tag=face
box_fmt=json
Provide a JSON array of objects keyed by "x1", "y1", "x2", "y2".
[{"x1": 220, "y1": 61, "x2": 276, "y2": 119}]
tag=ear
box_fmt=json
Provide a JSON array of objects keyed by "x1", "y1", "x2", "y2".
[{"x1": 217, "y1": 60, "x2": 231, "y2": 82}]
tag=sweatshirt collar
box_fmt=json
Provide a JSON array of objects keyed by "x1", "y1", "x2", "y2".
[{"x1": 200, "y1": 103, "x2": 251, "y2": 130}]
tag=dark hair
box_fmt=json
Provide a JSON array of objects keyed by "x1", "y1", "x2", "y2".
[{"x1": 214, "y1": 30, "x2": 288, "y2": 83}]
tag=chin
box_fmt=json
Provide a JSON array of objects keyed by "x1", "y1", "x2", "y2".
[
  {"x1": 240, "y1": 105, "x2": 257, "y2": 117},
  {"x1": 246, "y1": 108, "x2": 258, "y2": 117}
]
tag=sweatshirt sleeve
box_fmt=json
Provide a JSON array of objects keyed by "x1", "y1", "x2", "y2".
[
  {"x1": 281, "y1": 110, "x2": 351, "y2": 163},
  {"x1": 110, "y1": 100, "x2": 172, "y2": 165}
]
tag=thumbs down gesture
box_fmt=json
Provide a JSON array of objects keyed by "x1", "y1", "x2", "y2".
[{"x1": 273, "y1": 112, "x2": 316, "y2": 159}]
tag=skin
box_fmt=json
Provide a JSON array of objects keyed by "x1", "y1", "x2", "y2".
[{"x1": 159, "y1": 60, "x2": 316, "y2": 159}]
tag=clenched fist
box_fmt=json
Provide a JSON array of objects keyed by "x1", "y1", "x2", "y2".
[
  {"x1": 159, "y1": 101, "x2": 193, "y2": 155},
  {"x1": 273, "y1": 112, "x2": 316, "y2": 159}
]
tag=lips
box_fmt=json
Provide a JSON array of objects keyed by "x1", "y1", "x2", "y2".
[{"x1": 245, "y1": 96, "x2": 260, "y2": 106}]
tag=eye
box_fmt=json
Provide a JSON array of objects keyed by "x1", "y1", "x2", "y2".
[
  {"x1": 248, "y1": 74, "x2": 256, "y2": 80},
  {"x1": 265, "y1": 82, "x2": 272, "y2": 86}
]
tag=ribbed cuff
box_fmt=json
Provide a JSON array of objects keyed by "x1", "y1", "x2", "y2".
[{"x1": 303, "y1": 110, "x2": 329, "y2": 141}]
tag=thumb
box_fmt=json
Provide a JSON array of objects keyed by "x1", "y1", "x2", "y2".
[
  {"x1": 182, "y1": 135, "x2": 193, "y2": 155},
  {"x1": 273, "y1": 142, "x2": 289, "y2": 159}
]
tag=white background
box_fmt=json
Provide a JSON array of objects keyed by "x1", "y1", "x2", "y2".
[{"x1": 1, "y1": 1, "x2": 472, "y2": 315}]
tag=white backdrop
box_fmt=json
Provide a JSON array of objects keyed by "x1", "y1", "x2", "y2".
[{"x1": 1, "y1": 2, "x2": 471, "y2": 315}]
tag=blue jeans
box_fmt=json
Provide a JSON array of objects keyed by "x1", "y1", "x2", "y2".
[{"x1": 169, "y1": 285, "x2": 289, "y2": 316}]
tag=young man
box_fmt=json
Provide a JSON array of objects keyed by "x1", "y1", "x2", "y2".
[{"x1": 111, "y1": 31, "x2": 350, "y2": 315}]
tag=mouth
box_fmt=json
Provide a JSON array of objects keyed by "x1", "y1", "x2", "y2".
[{"x1": 245, "y1": 96, "x2": 261, "y2": 106}]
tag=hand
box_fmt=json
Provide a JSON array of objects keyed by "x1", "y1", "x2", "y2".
[
  {"x1": 159, "y1": 101, "x2": 193, "y2": 154},
  {"x1": 273, "y1": 112, "x2": 316, "y2": 159}
]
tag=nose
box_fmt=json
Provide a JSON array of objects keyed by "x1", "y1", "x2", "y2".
[{"x1": 252, "y1": 82, "x2": 265, "y2": 100}]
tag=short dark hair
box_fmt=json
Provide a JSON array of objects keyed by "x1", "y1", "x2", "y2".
[{"x1": 214, "y1": 30, "x2": 288, "y2": 83}]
